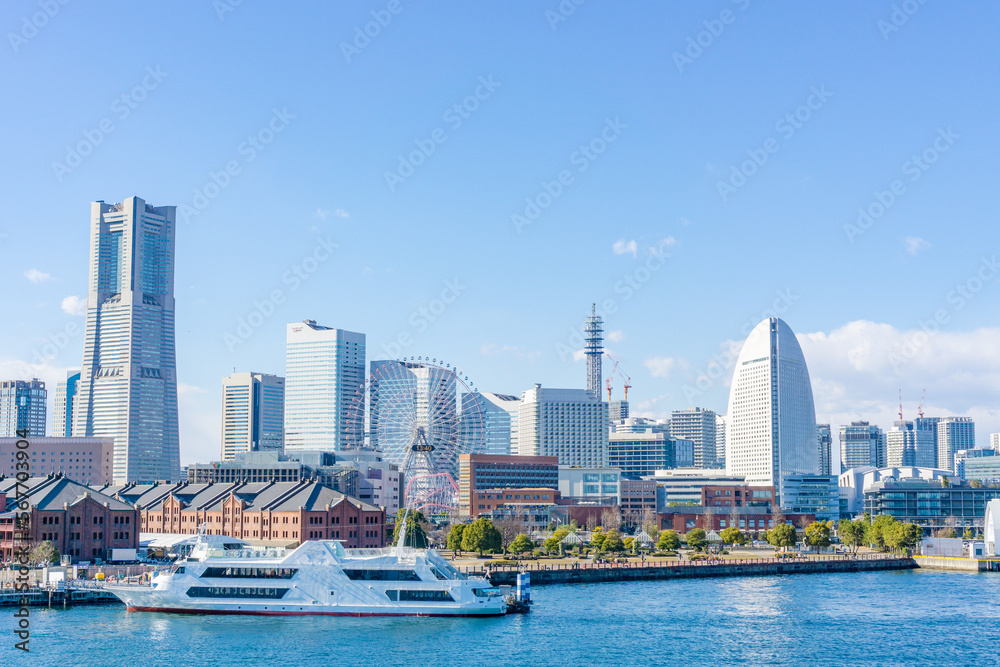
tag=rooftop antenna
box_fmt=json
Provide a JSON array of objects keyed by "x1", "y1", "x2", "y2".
[{"x1": 918, "y1": 389, "x2": 926, "y2": 418}]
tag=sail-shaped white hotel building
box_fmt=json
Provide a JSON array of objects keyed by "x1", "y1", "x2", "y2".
[{"x1": 726, "y1": 317, "x2": 818, "y2": 509}]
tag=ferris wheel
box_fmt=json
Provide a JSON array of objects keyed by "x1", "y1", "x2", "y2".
[{"x1": 345, "y1": 357, "x2": 486, "y2": 514}]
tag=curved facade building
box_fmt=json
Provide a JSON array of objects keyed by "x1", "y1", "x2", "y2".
[{"x1": 726, "y1": 318, "x2": 818, "y2": 505}]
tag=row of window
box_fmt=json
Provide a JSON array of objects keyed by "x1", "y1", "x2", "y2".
[
  {"x1": 385, "y1": 589, "x2": 454, "y2": 602},
  {"x1": 344, "y1": 569, "x2": 421, "y2": 581},
  {"x1": 201, "y1": 567, "x2": 297, "y2": 579},
  {"x1": 186, "y1": 586, "x2": 289, "y2": 600}
]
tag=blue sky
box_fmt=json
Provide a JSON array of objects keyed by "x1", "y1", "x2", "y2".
[{"x1": 2, "y1": 1, "x2": 999, "y2": 465}]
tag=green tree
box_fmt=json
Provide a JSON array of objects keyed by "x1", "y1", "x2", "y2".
[
  {"x1": 720, "y1": 527, "x2": 746, "y2": 547},
  {"x1": 603, "y1": 530, "x2": 625, "y2": 552},
  {"x1": 446, "y1": 524, "x2": 466, "y2": 553},
  {"x1": 963, "y1": 527, "x2": 974, "y2": 540},
  {"x1": 937, "y1": 527, "x2": 957, "y2": 539},
  {"x1": 805, "y1": 521, "x2": 832, "y2": 548},
  {"x1": 30, "y1": 540, "x2": 60, "y2": 566},
  {"x1": 623, "y1": 536, "x2": 636, "y2": 553},
  {"x1": 657, "y1": 529, "x2": 680, "y2": 551},
  {"x1": 970, "y1": 479, "x2": 983, "y2": 489},
  {"x1": 392, "y1": 510, "x2": 429, "y2": 548},
  {"x1": 838, "y1": 519, "x2": 866, "y2": 554},
  {"x1": 866, "y1": 515, "x2": 899, "y2": 551},
  {"x1": 590, "y1": 528, "x2": 608, "y2": 551},
  {"x1": 767, "y1": 524, "x2": 797, "y2": 551},
  {"x1": 510, "y1": 534, "x2": 534, "y2": 557},
  {"x1": 543, "y1": 535, "x2": 561, "y2": 554},
  {"x1": 902, "y1": 523, "x2": 923, "y2": 549},
  {"x1": 461, "y1": 517, "x2": 502, "y2": 555},
  {"x1": 686, "y1": 528, "x2": 708, "y2": 552}
]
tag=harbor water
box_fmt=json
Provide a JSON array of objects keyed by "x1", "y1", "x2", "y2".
[{"x1": 15, "y1": 568, "x2": 1000, "y2": 666}]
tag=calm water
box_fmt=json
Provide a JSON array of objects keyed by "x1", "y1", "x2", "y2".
[{"x1": 13, "y1": 569, "x2": 1000, "y2": 666}]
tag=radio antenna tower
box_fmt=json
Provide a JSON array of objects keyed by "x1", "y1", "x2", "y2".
[{"x1": 584, "y1": 304, "x2": 604, "y2": 400}]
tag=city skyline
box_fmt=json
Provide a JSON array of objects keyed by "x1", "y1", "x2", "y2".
[{"x1": 2, "y1": 4, "x2": 998, "y2": 468}]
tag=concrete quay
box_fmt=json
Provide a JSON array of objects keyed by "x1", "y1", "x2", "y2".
[
  {"x1": 913, "y1": 556, "x2": 1000, "y2": 572},
  {"x1": 476, "y1": 555, "x2": 917, "y2": 586}
]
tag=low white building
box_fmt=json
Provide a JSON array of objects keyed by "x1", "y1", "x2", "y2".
[
  {"x1": 558, "y1": 466, "x2": 620, "y2": 504},
  {"x1": 838, "y1": 466, "x2": 953, "y2": 516}
]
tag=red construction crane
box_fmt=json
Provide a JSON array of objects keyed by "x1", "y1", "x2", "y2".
[
  {"x1": 918, "y1": 389, "x2": 926, "y2": 418},
  {"x1": 604, "y1": 352, "x2": 632, "y2": 401}
]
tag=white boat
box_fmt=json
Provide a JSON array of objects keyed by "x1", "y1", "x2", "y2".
[{"x1": 107, "y1": 537, "x2": 507, "y2": 617}]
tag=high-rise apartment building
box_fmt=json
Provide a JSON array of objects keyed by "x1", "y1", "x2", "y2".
[
  {"x1": 53, "y1": 371, "x2": 81, "y2": 437},
  {"x1": 914, "y1": 417, "x2": 941, "y2": 467},
  {"x1": 816, "y1": 424, "x2": 833, "y2": 476},
  {"x1": 992, "y1": 433, "x2": 1000, "y2": 452},
  {"x1": 0, "y1": 379, "x2": 47, "y2": 437},
  {"x1": 72, "y1": 196, "x2": 179, "y2": 484},
  {"x1": 461, "y1": 392, "x2": 520, "y2": 457},
  {"x1": 886, "y1": 421, "x2": 936, "y2": 468},
  {"x1": 608, "y1": 428, "x2": 694, "y2": 478},
  {"x1": 670, "y1": 407, "x2": 718, "y2": 468},
  {"x1": 516, "y1": 384, "x2": 608, "y2": 467},
  {"x1": 839, "y1": 421, "x2": 886, "y2": 471},
  {"x1": 937, "y1": 417, "x2": 975, "y2": 473},
  {"x1": 726, "y1": 318, "x2": 818, "y2": 508},
  {"x1": 284, "y1": 321, "x2": 365, "y2": 452},
  {"x1": 609, "y1": 400, "x2": 629, "y2": 424},
  {"x1": 221, "y1": 372, "x2": 285, "y2": 461},
  {"x1": 715, "y1": 414, "x2": 727, "y2": 468}
]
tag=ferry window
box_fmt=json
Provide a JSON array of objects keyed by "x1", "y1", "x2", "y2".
[
  {"x1": 186, "y1": 586, "x2": 289, "y2": 600},
  {"x1": 385, "y1": 590, "x2": 399, "y2": 602},
  {"x1": 430, "y1": 568, "x2": 450, "y2": 580},
  {"x1": 343, "y1": 569, "x2": 421, "y2": 581},
  {"x1": 396, "y1": 590, "x2": 454, "y2": 602}
]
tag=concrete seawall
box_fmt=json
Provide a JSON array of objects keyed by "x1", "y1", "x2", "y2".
[
  {"x1": 913, "y1": 556, "x2": 1000, "y2": 572},
  {"x1": 482, "y1": 557, "x2": 917, "y2": 586}
]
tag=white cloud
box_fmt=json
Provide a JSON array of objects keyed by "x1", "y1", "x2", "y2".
[
  {"x1": 652, "y1": 237, "x2": 677, "y2": 253},
  {"x1": 61, "y1": 295, "x2": 86, "y2": 316},
  {"x1": 362, "y1": 267, "x2": 374, "y2": 276},
  {"x1": 905, "y1": 236, "x2": 931, "y2": 256},
  {"x1": 25, "y1": 269, "x2": 53, "y2": 284},
  {"x1": 607, "y1": 330, "x2": 625, "y2": 343},
  {"x1": 334, "y1": 209, "x2": 350, "y2": 218},
  {"x1": 572, "y1": 349, "x2": 586, "y2": 362},
  {"x1": 798, "y1": 320, "x2": 1000, "y2": 447},
  {"x1": 612, "y1": 239, "x2": 637, "y2": 256},
  {"x1": 645, "y1": 356, "x2": 678, "y2": 379}
]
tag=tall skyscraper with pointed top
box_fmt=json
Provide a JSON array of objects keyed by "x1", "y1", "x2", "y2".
[
  {"x1": 584, "y1": 304, "x2": 603, "y2": 400},
  {"x1": 726, "y1": 317, "x2": 818, "y2": 507},
  {"x1": 73, "y1": 196, "x2": 180, "y2": 483}
]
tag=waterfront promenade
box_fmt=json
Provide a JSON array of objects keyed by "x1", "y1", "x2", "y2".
[{"x1": 464, "y1": 554, "x2": 916, "y2": 586}]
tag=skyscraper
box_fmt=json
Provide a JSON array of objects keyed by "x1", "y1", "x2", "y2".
[
  {"x1": 52, "y1": 371, "x2": 80, "y2": 438},
  {"x1": 715, "y1": 414, "x2": 727, "y2": 468},
  {"x1": 886, "y1": 421, "x2": 936, "y2": 468},
  {"x1": 670, "y1": 407, "x2": 718, "y2": 468},
  {"x1": 584, "y1": 304, "x2": 603, "y2": 401},
  {"x1": 992, "y1": 433, "x2": 1000, "y2": 453},
  {"x1": 73, "y1": 196, "x2": 179, "y2": 483},
  {"x1": 516, "y1": 384, "x2": 608, "y2": 467},
  {"x1": 914, "y1": 417, "x2": 941, "y2": 467},
  {"x1": 461, "y1": 392, "x2": 519, "y2": 457},
  {"x1": 839, "y1": 421, "x2": 886, "y2": 471},
  {"x1": 726, "y1": 318, "x2": 818, "y2": 507},
  {"x1": 284, "y1": 321, "x2": 365, "y2": 452},
  {"x1": 816, "y1": 424, "x2": 832, "y2": 476},
  {"x1": 221, "y1": 372, "x2": 285, "y2": 461},
  {"x1": 937, "y1": 417, "x2": 975, "y2": 472},
  {"x1": 0, "y1": 379, "x2": 47, "y2": 437}
]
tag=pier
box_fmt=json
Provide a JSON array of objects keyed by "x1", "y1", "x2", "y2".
[{"x1": 469, "y1": 555, "x2": 917, "y2": 586}]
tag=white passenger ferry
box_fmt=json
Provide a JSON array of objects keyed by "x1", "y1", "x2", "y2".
[{"x1": 108, "y1": 536, "x2": 507, "y2": 617}]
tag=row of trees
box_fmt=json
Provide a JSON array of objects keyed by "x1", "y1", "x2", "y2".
[{"x1": 838, "y1": 515, "x2": 922, "y2": 554}]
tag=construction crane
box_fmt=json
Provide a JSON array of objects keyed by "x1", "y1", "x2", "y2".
[
  {"x1": 604, "y1": 352, "x2": 632, "y2": 401},
  {"x1": 898, "y1": 389, "x2": 903, "y2": 422},
  {"x1": 918, "y1": 389, "x2": 926, "y2": 418}
]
